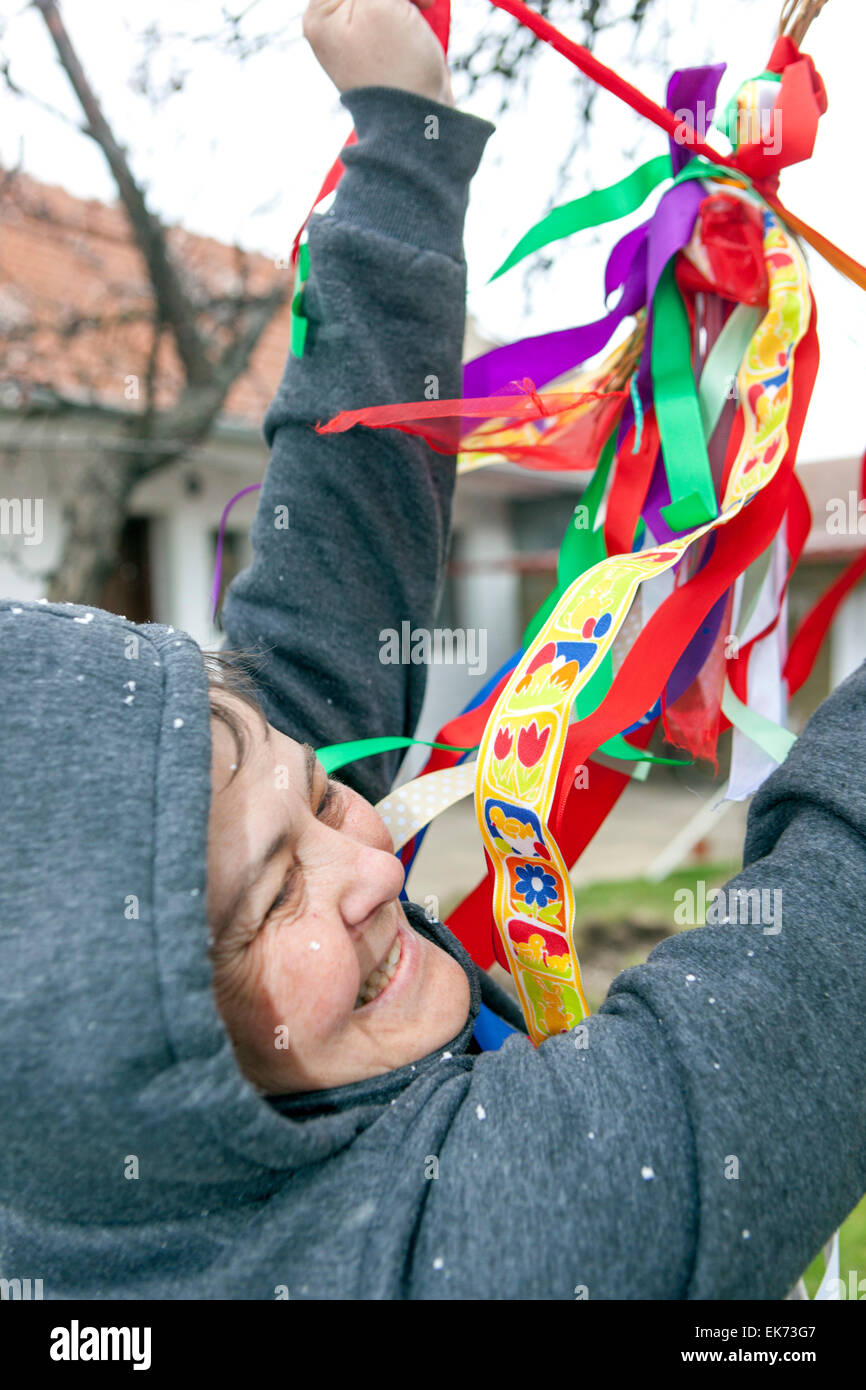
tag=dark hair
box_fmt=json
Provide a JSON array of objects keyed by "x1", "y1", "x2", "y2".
[{"x1": 203, "y1": 649, "x2": 267, "y2": 782}]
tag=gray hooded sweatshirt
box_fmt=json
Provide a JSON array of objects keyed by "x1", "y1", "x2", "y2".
[{"x1": 1, "y1": 86, "x2": 865, "y2": 1302}]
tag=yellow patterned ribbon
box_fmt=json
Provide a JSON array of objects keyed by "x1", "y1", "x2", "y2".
[{"x1": 474, "y1": 212, "x2": 811, "y2": 1044}]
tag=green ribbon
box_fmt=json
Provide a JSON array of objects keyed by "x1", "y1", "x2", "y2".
[
  {"x1": 488, "y1": 153, "x2": 764, "y2": 292},
  {"x1": 488, "y1": 154, "x2": 673, "y2": 283},
  {"x1": 521, "y1": 433, "x2": 616, "y2": 651},
  {"x1": 556, "y1": 431, "x2": 617, "y2": 595},
  {"x1": 722, "y1": 680, "x2": 796, "y2": 765},
  {"x1": 318, "y1": 736, "x2": 478, "y2": 776},
  {"x1": 320, "y1": 427, "x2": 606, "y2": 778},
  {"x1": 629, "y1": 372, "x2": 644, "y2": 452},
  {"x1": 652, "y1": 260, "x2": 719, "y2": 531},
  {"x1": 290, "y1": 241, "x2": 310, "y2": 359},
  {"x1": 652, "y1": 159, "x2": 769, "y2": 531},
  {"x1": 485, "y1": 149, "x2": 768, "y2": 301},
  {"x1": 698, "y1": 303, "x2": 762, "y2": 442}
]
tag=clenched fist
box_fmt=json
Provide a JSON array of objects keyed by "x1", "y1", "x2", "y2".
[{"x1": 302, "y1": 0, "x2": 454, "y2": 106}]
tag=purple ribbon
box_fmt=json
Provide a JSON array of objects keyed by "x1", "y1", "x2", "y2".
[
  {"x1": 605, "y1": 220, "x2": 649, "y2": 300},
  {"x1": 462, "y1": 232, "x2": 648, "y2": 397},
  {"x1": 641, "y1": 451, "x2": 675, "y2": 545},
  {"x1": 633, "y1": 176, "x2": 708, "y2": 542},
  {"x1": 665, "y1": 564, "x2": 729, "y2": 706},
  {"x1": 666, "y1": 64, "x2": 727, "y2": 176},
  {"x1": 210, "y1": 483, "x2": 262, "y2": 620},
  {"x1": 631, "y1": 64, "x2": 725, "y2": 448}
]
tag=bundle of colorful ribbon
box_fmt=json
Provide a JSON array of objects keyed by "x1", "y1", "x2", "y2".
[{"x1": 309, "y1": 0, "x2": 866, "y2": 1046}]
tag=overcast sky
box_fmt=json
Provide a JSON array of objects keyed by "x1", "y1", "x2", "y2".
[{"x1": 1, "y1": 0, "x2": 863, "y2": 462}]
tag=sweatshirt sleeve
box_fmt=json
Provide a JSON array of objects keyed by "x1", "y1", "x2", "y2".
[
  {"x1": 220, "y1": 87, "x2": 495, "y2": 805},
  {"x1": 406, "y1": 659, "x2": 866, "y2": 1300}
]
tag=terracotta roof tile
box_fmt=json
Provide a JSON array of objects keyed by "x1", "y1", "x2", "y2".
[{"x1": 0, "y1": 168, "x2": 292, "y2": 428}]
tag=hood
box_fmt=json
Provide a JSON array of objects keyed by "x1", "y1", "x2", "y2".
[{"x1": 0, "y1": 599, "x2": 481, "y2": 1233}]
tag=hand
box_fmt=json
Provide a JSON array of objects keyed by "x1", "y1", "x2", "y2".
[{"x1": 302, "y1": 0, "x2": 454, "y2": 107}]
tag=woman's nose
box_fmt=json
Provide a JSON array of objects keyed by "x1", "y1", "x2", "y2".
[{"x1": 331, "y1": 836, "x2": 406, "y2": 930}]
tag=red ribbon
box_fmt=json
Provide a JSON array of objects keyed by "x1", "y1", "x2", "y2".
[
  {"x1": 603, "y1": 411, "x2": 660, "y2": 557},
  {"x1": 727, "y1": 468, "x2": 812, "y2": 707},
  {"x1": 315, "y1": 384, "x2": 628, "y2": 471},
  {"x1": 784, "y1": 448, "x2": 866, "y2": 697},
  {"x1": 487, "y1": 0, "x2": 736, "y2": 170},
  {"x1": 551, "y1": 297, "x2": 819, "y2": 823},
  {"x1": 734, "y1": 37, "x2": 828, "y2": 189}
]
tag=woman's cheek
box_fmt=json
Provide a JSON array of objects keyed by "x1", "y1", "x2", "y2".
[
  {"x1": 260, "y1": 926, "x2": 358, "y2": 1040},
  {"x1": 229, "y1": 938, "x2": 285, "y2": 1041}
]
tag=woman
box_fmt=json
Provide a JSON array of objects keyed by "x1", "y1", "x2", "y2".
[{"x1": 1, "y1": 0, "x2": 864, "y2": 1301}]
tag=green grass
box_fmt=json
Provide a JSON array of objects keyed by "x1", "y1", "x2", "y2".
[
  {"x1": 571, "y1": 861, "x2": 740, "y2": 937},
  {"x1": 802, "y1": 1193, "x2": 866, "y2": 1299},
  {"x1": 574, "y1": 861, "x2": 742, "y2": 1013}
]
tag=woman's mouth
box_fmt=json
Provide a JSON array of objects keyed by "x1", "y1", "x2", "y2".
[{"x1": 354, "y1": 935, "x2": 403, "y2": 1009}]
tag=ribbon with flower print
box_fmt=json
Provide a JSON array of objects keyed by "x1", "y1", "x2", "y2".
[{"x1": 474, "y1": 210, "x2": 811, "y2": 1045}]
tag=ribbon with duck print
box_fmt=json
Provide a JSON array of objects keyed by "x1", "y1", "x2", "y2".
[{"x1": 474, "y1": 210, "x2": 812, "y2": 1045}]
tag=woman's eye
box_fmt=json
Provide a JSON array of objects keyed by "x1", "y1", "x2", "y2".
[
  {"x1": 316, "y1": 778, "x2": 343, "y2": 825},
  {"x1": 260, "y1": 781, "x2": 343, "y2": 930},
  {"x1": 264, "y1": 867, "x2": 302, "y2": 924}
]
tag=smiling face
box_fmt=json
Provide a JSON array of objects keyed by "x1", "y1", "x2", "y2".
[{"x1": 205, "y1": 694, "x2": 471, "y2": 1095}]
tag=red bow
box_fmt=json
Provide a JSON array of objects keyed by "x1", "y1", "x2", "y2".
[{"x1": 732, "y1": 36, "x2": 829, "y2": 193}]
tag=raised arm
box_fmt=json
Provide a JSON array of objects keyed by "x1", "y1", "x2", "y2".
[{"x1": 221, "y1": 0, "x2": 495, "y2": 805}]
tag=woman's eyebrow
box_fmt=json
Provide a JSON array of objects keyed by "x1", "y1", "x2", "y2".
[{"x1": 301, "y1": 742, "x2": 317, "y2": 800}]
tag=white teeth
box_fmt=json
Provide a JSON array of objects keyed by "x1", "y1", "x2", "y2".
[{"x1": 355, "y1": 936, "x2": 403, "y2": 1008}]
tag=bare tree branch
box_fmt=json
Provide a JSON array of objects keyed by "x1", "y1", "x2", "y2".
[
  {"x1": 136, "y1": 284, "x2": 286, "y2": 468},
  {"x1": 30, "y1": 0, "x2": 213, "y2": 387},
  {"x1": 0, "y1": 52, "x2": 84, "y2": 130}
]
